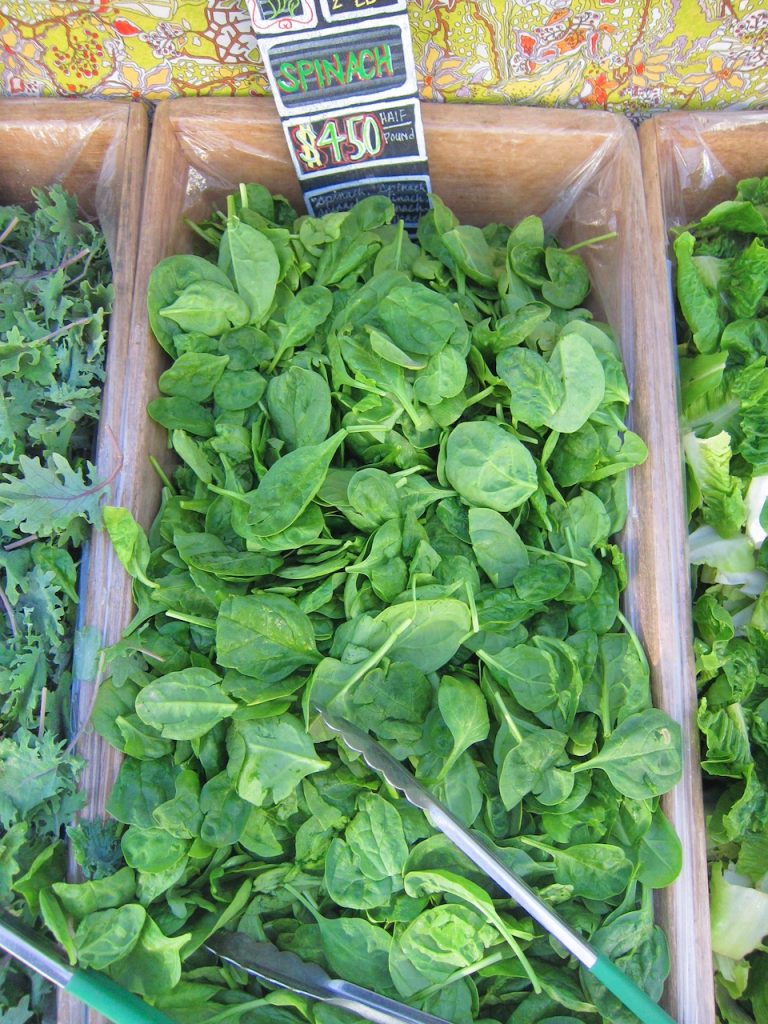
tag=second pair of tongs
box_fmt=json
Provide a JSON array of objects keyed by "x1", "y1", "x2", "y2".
[
  {"x1": 317, "y1": 707, "x2": 675, "y2": 1024},
  {"x1": 211, "y1": 708, "x2": 675, "y2": 1024}
]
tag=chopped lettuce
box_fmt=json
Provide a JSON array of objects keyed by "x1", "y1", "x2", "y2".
[
  {"x1": 711, "y1": 865, "x2": 768, "y2": 962},
  {"x1": 676, "y1": 175, "x2": 768, "y2": 1022},
  {"x1": 745, "y1": 475, "x2": 768, "y2": 549},
  {"x1": 683, "y1": 430, "x2": 745, "y2": 537},
  {"x1": 688, "y1": 525, "x2": 755, "y2": 575}
]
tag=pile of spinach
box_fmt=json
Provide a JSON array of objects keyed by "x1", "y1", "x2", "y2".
[
  {"x1": 0, "y1": 186, "x2": 113, "y2": 1022},
  {"x1": 673, "y1": 175, "x2": 768, "y2": 1023},
  {"x1": 36, "y1": 185, "x2": 683, "y2": 1024}
]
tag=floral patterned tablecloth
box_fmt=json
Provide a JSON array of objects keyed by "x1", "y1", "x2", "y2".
[{"x1": 0, "y1": 1, "x2": 766, "y2": 118}]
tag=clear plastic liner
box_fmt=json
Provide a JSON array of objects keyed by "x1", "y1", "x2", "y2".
[
  {"x1": 82, "y1": 96, "x2": 708, "y2": 1023},
  {"x1": 0, "y1": 103, "x2": 143, "y2": 259},
  {"x1": 647, "y1": 112, "x2": 768, "y2": 230},
  {"x1": 639, "y1": 110, "x2": 768, "y2": 1024}
]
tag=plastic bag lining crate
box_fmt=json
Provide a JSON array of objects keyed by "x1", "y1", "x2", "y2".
[
  {"x1": 640, "y1": 109, "x2": 768, "y2": 1024},
  {"x1": 85, "y1": 97, "x2": 707, "y2": 1023}
]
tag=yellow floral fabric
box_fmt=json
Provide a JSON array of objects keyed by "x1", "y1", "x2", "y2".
[{"x1": 0, "y1": 1, "x2": 766, "y2": 117}]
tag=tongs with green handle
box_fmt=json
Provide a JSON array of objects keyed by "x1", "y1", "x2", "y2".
[
  {"x1": 0, "y1": 918, "x2": 174, "y2": 1024},
  {"x1": 317, "y1": 706, "x2": 677, "y2": 1024}
]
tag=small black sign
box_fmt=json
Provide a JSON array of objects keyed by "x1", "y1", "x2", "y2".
[
  {"x1": 285, "y1": 99, "x2": 425, "y2": 178},
  {"x1": 319, "y1": 0, "x2": 405, "y2": 22},
  {"x1": 252, "y1": 0, "x2": 305, "y2": 20},
  {"x1": 264, "y1": 19, "x2": 412, "y2": 114},
  {"x1": 248, "y1": 0, "x2": 318, "y2": 32},
  {"x1": 304, "y1": 174, "x2": 431, "y2": 225}
]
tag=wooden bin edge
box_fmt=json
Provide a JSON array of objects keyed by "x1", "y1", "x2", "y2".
[{"x1": 637, "y1": 115, "x2": 715, "y2": 1024}]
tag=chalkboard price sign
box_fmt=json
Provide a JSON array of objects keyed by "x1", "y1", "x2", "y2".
[
  {"x1": 285, "y1": 99, "x2": 425, "y2": 178},
  {"x1": 262, "y1": 17, "x2": 414, "y2": 115}
]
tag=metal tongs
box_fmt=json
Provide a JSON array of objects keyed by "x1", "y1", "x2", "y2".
[
  {"x1": 317, "y1": 708, "x2": 676, "y2": 1024},
  {"x1": 0, "y1": 917, "x2": 174, "y2": 1024},
  {"x1": 208, "y1": 708, "x2": 676, "y2": 1024},
  {"x1": 206, "y1": 932, "x2": 449, "y2": 1024}
]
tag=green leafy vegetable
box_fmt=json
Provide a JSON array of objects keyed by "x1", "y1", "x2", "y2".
[
  {"x1": 135, "y1": 669, "x2": 236, "y2": 740},
  {"x1": 674, "y1": 174, "x2": 768, "y2": 1022},
  {"x1": 44, "y1": 186, "x2": 681, "y2": 1024},
  {"x1": 444, "y1": 422, "x2": 538, "y2": 511},
  {"x1": 0, "y1": 185, "x2": 113, "y2": 1022}
]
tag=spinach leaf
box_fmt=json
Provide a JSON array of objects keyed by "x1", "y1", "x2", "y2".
[
  {"x1": 223, "y1": 215, "x2": 280, "y2": 325},
  {"x1": 107, "y1": 916, "x2": 189, "y2": 998},
  {"x1": 374, "y1": 599, "x2": 471, "y2": 673},
  {"x1": 159, "y1": 351, "x2": 229, "y2": 402},
  {"x1": 106, "y1": 758, "x2": 178, "y2": 829},
  {"x1": 541, "y1": 247, "x2": 590, "y2": 309},
  {"x1": 635, "y1": 807, "x2": 683, "y2": 889},
  {"x1": 497, "y1": 726, "x2": 568, "y2": 809},
  {"x1": 120, "y1": 827, "x2": 188, "y2": 874},
  {"x1": 160, "y1": 281, "x2": 250, "y2": 336},
  {"x1": 74, "y1": 905, "x2": 146, "y2": 970},
  {"x1": 441, "y1": 225, "x2": 497, "y2": 286},
  {"x1": 345, "y1": 793, "x2": 408, "y2": 881},
  {"x1": 498, "y1": 347, "x2": 564, "y2": 428},
  {"x1": 468, "y1": 508, "x2": 528, "y2": 588},
  {"x1": 480, "y1": 638, "x2": 582, "y2": 732},
  {"x1": 583, "y1": 908, "x2": 668, "y2": 1024},
  {"x1": 378, "y1": 283, "x2": 467, "y2": 356},
  {"x1": 52, "y1": 867, "x2": 136, "y2": 921},
  {"x1": 103, "y1": 507, "x2": 156, "y2": 589},
  {"x1": 574, "y1": 709, "x2": 682, "y2": 799},
  {"x1": 313, "y1": 909, "x2": 395, "y2": 995},
  {"x1": 243, "y1": 430, "x2": 345, "y2": 538},
  {"x1": 435, "y1": 674, "x2": 490, "y2": 779},
  {"x1": 227, "y1": 714, "x2": 329, "y2": 805},
  {"x1": 324, "y1": 838, "x2": 396, "y2": 910},
  {"x1": 135, "y1": 669, "x2": 236, "y2": 740},
  {"x1": 544, "y1": 332, "x2": 605, "y2": 433},
  {"x1": 445, "y1": 421, "x2": 538, "y2": 512},
  {"x1": 266, "y1": 367, "x2": 332, "y2": 450},
  {"x1": 147, "y1": 255, "x2": 232, "y2": 355},
  {"x1": 520, "y1": 838, "x2": 632, "y2": 899},
  {"x1": 404, "y1": 868, "x2": 534, "y2": 968},
  {"x1": 216, "y1": 594, "x2": 319, "y2": 681},
  {"x1": 397, "y1": 904, "x2": 497, "y2": 982}
]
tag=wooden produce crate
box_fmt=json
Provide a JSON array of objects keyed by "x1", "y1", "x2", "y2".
[
  {"x1": 639, "y1": 110, "x2": 768, "y2": 1024},
  {"x1": 87, "y1": 97, "x2": 709, "y2": 1024},
  {"x1": 0, "y1": 95, "x2": 147, "y2": 820},
  {"x1": 0, "y1": 97, "x2": 145, "y2": 792},
  {"x1": 0, "y1": 99, "x2": 147, "y2": 1024}
]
